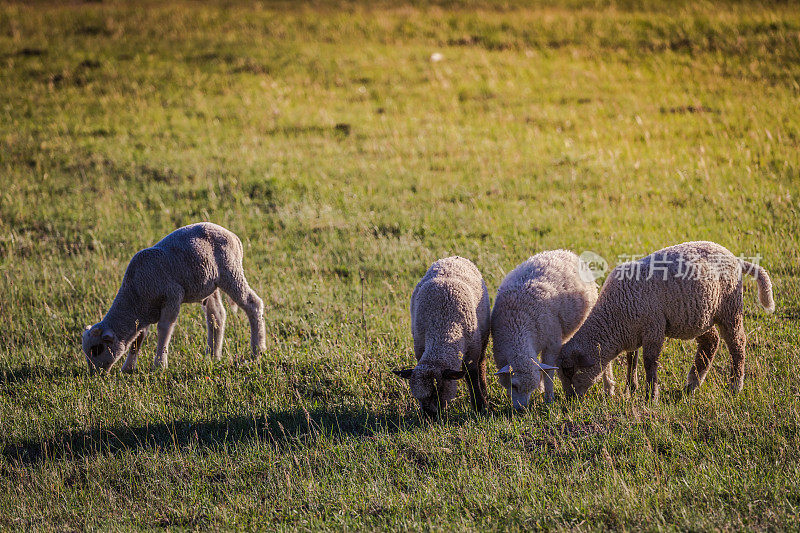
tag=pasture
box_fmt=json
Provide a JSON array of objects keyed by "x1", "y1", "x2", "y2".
[{"x1": 1, "y1": 0, "x2": 799, "y2": 529}]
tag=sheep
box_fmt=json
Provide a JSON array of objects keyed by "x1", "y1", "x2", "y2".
[
  {"x1": 81, "y1": 222, "x2": 267, "y2": 373},
  {"x1": 559, "y1": 241, "x2": 775, "y2": 400},
  {"x1": 393, "y1": 256, "x2": 491, "y2": 419},
  {"x1": 491, "y1": 250, "x2": 602, "y2": 408}
]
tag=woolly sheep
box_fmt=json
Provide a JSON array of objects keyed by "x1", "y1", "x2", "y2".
[
  {"x1": 492, "y1": 250, "x2": 602, "y2": 408},
  {"x1": 394, "y1": 256, "x2": 491, "y2": 418},
  {"x1": 559, "y1": 241, "x2": 775, "y2": 400},
  {"x1": 82, "y1": 222, "x2": 267, "y2": 372}
]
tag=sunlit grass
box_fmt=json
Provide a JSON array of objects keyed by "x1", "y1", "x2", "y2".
[{"x1": 0, "y1": 0, "x2": 799, "y2": 529}]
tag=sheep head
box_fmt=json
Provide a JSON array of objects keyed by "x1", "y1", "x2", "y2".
[
  {"x1": 558, "y1": 341, "x2": 606, "y2": 398},
  {"x1": 557, "y1": 340, "x2": 601, "y2": 398},
  {"x1": 559, "y1": 341, "x2": 599, "y2": 370},
  {"x1": 496, "y1": 359, "x2": 558, "y2": 410},
  {"x1": 82, "y1": 324, "x2": 124, "y2": 372},
  {"x1": 569, "y1": 363, "x2": 604, "y2": 397},
  {"x1": 393, "y1": 366, "x2": 465, "y2": 419}
]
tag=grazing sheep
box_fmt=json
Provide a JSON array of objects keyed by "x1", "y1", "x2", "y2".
[
  {"x1": 492, "y1": 250, "x2": 601, "y2": 408},
  {"x1": 394, "y1": 256, "x2": 491, "y2": 418},
  {"x1": 559, "y1": 241, "x2": 775, "y2": 400},
  {"x1": 82, "y1": 222, "x2": 267, "y2": 372}
]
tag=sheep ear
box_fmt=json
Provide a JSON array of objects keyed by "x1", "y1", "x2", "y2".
[
  {"x1": 442, "y1": 369, "x2": 466, "y2": 380},
  {"x1": 392, "y1": 368, "x2": 414, "y2": 379},
  {"x1": 101, "y1": 328, "x2": 115, "y2": 344},
  {"x1": 534, "y1": 359, "x2": 559, "y2": 371},
  {"x1": 495, "y1": 365, "x2": 512, "y2": 376}
]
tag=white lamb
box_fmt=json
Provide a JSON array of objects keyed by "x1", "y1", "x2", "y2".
[
  {"x1": 492, "y1": 250, "x2": 601, "y2": 408},
  {"x1": 559, "y1": 241, "x2": 775, "y2": 400},
  {"x1": 394, "y1": 256, "x2": 491, "y2": 419},
  {"x1": 81, "y1": 222, "x2": 267, "y2": 372}
]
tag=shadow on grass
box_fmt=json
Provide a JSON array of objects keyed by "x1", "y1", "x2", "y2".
[
  {"x1": 0, "y1": 364, "x2": 86, "y2": 385},
  {"x1": 0, "y1": 369, "x2": 692, "y2": 466},
  {"x1": 1, "y1": 405, "x2": 487, "y2": 465}
]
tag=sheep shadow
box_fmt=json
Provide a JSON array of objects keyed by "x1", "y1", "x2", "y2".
[
  {"x1": 1, "y1": 405, "x2": 479, "y2": 465},
  {"x1": 0, "y1": 364, "x2": 85, "y2": 385},
  {"x1": 2, "y1": 392, "x2": 695, "y2": 466}
]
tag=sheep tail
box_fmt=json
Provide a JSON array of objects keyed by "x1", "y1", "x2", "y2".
[{"x1": 741, "y1": 261, "x2": 775, "y2": 314}]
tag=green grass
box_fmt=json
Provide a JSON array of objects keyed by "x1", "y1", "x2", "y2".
[{"x1": 1, "y1": 0, "x2": 800, "y2": 529}]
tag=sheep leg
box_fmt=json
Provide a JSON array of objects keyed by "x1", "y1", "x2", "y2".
[
  {"x1": 625, "y1": 351, "x2": 638, "y2": 395},
  {"x1": 464, "y1": 350, "x2": 487, "y2": 413},
  {"x1": 685, "y1": 328, "x2": 720, "y2": 394},
  {"x1": 642, "y1": 336, "x2": 665, "y2": 402},
  {"x1": 540, "y1": 345, "x2": 560, "y2": 404},
  {"x1": 122, "y1": 327, "x2": 148, "y2": 373},
  {"x1": 718, "y1": 316, "x2": 747, "y2": 393},
  {"x1": 220, "y1": 274, "x2": 266, "y2": 356},
  {"x1": 202, "y1": 289, "x2": 227, "y2": 361},
  {"x1": 602, "y1": 362, "x2": 616, "y2": 396},
  {"x1": 154, "y1": 297, "x2": 182, "y2": 370}
]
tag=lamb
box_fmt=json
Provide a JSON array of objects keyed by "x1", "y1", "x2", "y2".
[
  {"x1": 393, "y1": 256, "x2": 491, "y2": 419},
  {"x1": 559, "y1": 241, "x2": 775, "y2": 400},
  {"x1": 81, "y1": 222, "x2": 267, "y2": 373},
  {"x1": 492, "y1": 250, "x2": 601, "y2": 408}
]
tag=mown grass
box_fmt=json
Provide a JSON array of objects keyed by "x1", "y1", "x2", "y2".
[{"x1": 1, "y1": 0, "x2": 799, "y2": 530}]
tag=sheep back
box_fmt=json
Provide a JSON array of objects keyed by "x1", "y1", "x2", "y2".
[
  {"x1": 120, "y1": 222, "x2": 244, "y2": 306},
  {"x1": 410, "y1": 256, "x2": 489, "y2": 366},
  {"x1": 492, "y1": 250, "x2": 598, "y2": 361}
]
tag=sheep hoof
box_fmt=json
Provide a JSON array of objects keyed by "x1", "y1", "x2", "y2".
[{"x1": 645, "y1": 388, "x2": 659, "y2": 403}]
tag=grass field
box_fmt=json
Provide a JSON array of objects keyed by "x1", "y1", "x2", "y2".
[{"x1": 1, "y1": 0, "x2": 800, "y2": 529}]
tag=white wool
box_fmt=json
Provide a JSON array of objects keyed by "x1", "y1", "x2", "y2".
[
  {"x1": 396, "y1": 256, "x2": 490, "y2": 418},
  {"x1": 561, "y1": 241, "x2": 775, "y2": 400},
  {"x1": 82, "y1": 222, "x2": 266, "y2": 372},
  {"x1": 491, "y1": 250, "x2": 599, "y2": 407}
]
